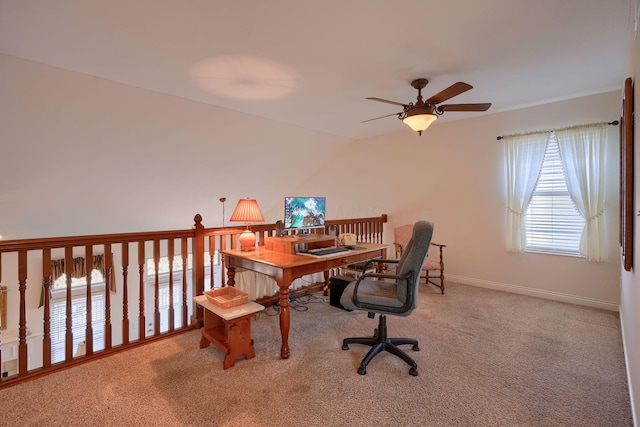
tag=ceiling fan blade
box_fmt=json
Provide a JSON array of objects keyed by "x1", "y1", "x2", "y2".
[
  {"x1": 438, "y1": 103, "x2": 492, "y2": 112},
  {"x1": 361, "y1": 112, "x2": 401, "y2": 123},
  {"x1": 366, "y1": 97, "x2": 408, "y2": 107},
  {"x1": 426, "y1": 82, "x2": 473, "y2": 104}
]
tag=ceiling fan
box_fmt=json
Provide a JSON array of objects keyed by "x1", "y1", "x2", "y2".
[{"x1": 364, "y1": 78, "x2": 491, "y2": 135}]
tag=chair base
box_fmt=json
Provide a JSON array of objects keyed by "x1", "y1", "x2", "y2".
[{"x1": 342, "y1": 314, "x2": 419, "y2": 376}]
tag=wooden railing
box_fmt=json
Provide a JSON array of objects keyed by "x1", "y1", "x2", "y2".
[{"x1": 0, "y1": 214, "x2": 387, "y2": 388}]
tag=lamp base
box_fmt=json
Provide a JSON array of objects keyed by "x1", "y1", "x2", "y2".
[{"x1": 239, "y1": 229, "x2": 257, "y2": 251}]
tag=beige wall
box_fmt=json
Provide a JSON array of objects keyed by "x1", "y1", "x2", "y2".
[
  {"x1": 621, "y1": 5, "x2": 640, "y2": 424},
  {"x1": 319, "y1": 92, "x2": 621, "y2": 310},
  {"x1": 0, "y1": 54, "x2": 352, "y2": 239}
]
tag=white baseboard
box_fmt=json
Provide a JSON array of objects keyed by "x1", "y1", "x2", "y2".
[
  {"x1": 619, "y1": 313, "x2": 639, "y2": 427},
  {"x1": 446, "y1": 274, "x2": 620, "y2": 312}
]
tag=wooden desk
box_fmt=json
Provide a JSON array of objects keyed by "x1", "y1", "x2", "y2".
[{"x1": 221, "y1": 243, "x2": 388, "y2": 359}]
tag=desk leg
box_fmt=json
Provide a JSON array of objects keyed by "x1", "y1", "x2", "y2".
[
  {"x1": 277, "y1": 283, "x2": 290, "y2": 359},
  {"x1": 227, "y1": 266, "x2": 236, "y2": 286},
  {"x1": 323, "y1": 270, "x2": 330, "y2": 296}
]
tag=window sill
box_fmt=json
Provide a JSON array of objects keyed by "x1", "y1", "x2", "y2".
[{"x1": 524, "y1": 249, "x2": 583, "y2": 258}]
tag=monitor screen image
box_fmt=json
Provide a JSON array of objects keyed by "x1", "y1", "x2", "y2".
[{"x1": 284, "y1": 197, "x2": 326, "y2": 230}]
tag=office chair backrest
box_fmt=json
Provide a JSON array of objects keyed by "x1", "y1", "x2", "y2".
[{"x1": 396, "y1": 221, "x2": 434, "y2": 308}]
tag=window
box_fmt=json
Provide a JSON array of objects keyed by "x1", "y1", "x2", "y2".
[
  {"x1": 157, "y1": 282, "x2": 185, "y2": 332},
  {"x1": 144, "y1": 252, "x2": 219, "y2": 334},
  {"x1": 505, "y1": 123, "x2": 608, "y2": 260},
  {"x1": 145, "y1": 251, "x2": 217, "y2": 276},
  {"x1": 50, "y1": 271, "x2": 105, "y2": 363},
  {"x1": 524, "y1": 134, "x2": 585, "y2": 255}
]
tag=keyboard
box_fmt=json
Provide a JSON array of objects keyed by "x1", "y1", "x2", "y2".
[{"x1": 300, "y1": 246, "x2": 351, "y2": 257}]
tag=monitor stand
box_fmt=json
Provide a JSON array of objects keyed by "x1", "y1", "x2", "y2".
[
  {"x1": 265, "y1": 234, "x2": 336, "y2": 254},
  {"x1": 297, "y1": 233, "x2": 319, "y2": 239}
]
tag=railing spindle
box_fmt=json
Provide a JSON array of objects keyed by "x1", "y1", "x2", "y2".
[
  {"x1": 208, "y1": 237, "x2": 215, "y2": 289},
  {"x1": 64, "y1": 247, "x2": 73, "y2": 361},
  {"x1": 41, "y1": 248, "x2": 52, "y2": 368},
  {"x1": 17, "y1": 250, "x2": 27, "y2": 375},
  {"x1": 220, "y1": 234, "x2": 228, "y2": 287},
  {"x1": 168, "y1": 239, "x2": 175, "y2": 332},
  {"x1": 181, "y1": 238, "x2": 188, "y2": 327},
  {"x1": 85, "y1": 245, "x2": 93, "y2": 356},
  {"x1": 192, "y1": 215, "x2": 205, "y2": 303},
  {"x1": 137, "y1": 242, "x2": 145, "y2": 340},
  {"x1": 121, "y1": 242, "x2": 130, "y2": 345},
  {"x1": 153, "y1": 240, "x2": 160, "y2": 336},
  {"x1": 104, "y1": 243, "x2": 113, "y2": 350}
]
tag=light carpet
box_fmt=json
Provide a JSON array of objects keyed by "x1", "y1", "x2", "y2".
[{"x1": 0, "y1": 282, "x2": 632, "y2": 426}]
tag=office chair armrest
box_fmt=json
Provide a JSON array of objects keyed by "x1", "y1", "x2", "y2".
[
  {"x1": 351, "y1": 270, "x2": 415, "y2": 314},
  {"x1": 355, "y1": 270, "x2": 403, "y2": 280}
]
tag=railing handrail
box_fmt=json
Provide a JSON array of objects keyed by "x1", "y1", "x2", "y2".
[
  {"x1": 325, "y1": 214, "x2": 388, "y2": 226},
  {"x1": 0, "y1": 214, "x2": 389, "y2": 251},
  {"x1": 0, "y1": 229, "x2": 196, "y2": 252}
]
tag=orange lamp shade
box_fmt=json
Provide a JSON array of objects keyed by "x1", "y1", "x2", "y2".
[{"x1": 230, "y1": 199, "x2": 264, "y2": 250}]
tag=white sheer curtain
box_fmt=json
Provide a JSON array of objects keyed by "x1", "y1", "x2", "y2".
[
  {"x1": 504, "y1": 133, "x2": 548, "y2": 251},
  {"x1": 233, "y1": 269, "x2": 325, "y2": 300},
  {"x1": 555, "y1": 124, "x2": 608, "y2": 261}
]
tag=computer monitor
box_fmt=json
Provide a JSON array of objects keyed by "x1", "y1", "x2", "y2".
[{"x1": 284, "y1": 197, "x2": 326, "y2": 231}]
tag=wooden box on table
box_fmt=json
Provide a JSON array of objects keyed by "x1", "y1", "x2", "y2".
[{"x1": 264, "y1": 235, "x2": 336, "y2": 254}]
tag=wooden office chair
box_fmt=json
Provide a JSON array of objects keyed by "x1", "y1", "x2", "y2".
[{"x1": 394, "y1": 224, "x2": 446, "y2": 294}]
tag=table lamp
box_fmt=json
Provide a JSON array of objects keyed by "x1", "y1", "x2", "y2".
[{"x1": 229, "y1": 198, "x2": 265, "y2": 251}]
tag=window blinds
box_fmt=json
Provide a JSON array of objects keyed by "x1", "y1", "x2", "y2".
[{"x1": 524, "y1": 134, "x2": 585, "y2": 255}]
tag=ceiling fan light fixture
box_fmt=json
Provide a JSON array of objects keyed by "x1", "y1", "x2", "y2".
[
  {"x1": 403, "y1": 112, "x2": 437, "y2": 135},
  {"x1": 366, "y1": 78, "x2": 489, "y2": 135}
]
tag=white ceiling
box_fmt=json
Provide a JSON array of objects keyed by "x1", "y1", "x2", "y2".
[{"x1": 0, "y1": 0, "x2": 632, "y2": 139}]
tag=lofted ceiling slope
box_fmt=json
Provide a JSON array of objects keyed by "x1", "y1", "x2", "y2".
[{"x1": 0, "y1": 0, "x2": 631, "y2": 139}]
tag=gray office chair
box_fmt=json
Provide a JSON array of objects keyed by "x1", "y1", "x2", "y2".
[{"x1": 340, "y1": 221, "x2": 434, "y2": 376}]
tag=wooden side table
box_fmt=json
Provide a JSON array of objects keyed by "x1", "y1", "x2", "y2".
[{"x1": 193, "y1": 295, "x2": 264, "y2": 369}]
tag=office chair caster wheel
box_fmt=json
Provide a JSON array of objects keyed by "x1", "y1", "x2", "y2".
[
  {"x1": 409, "y1": 367, "x2": 418, "y2": 376},
  {"x1": 342, "y1": 344, "x2": 349, "y2": 350},
  {"x1": 358, "y1": 366, "x2": 367, "y2": 375},
  {"x1": 412, "y1": 344, "x2": 420, "y2": 351}
]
